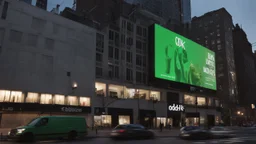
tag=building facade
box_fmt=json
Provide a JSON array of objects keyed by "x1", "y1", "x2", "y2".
[
  {"x1": 191, "y1": 8, "x2": 238, "y2": 124},
  {"x1": 19, "y1": 0, "x2": 32, "y2": 4},
  {"x1": 63, "y1": 1, "x2": 221, "y2": 128},
  {"x1": 0, "y1": 0, "x2": 95, "y2": 128}
]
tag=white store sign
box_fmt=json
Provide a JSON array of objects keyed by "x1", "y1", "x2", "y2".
[
  {"x1": 61, "y1": 107, "x2": 82, "y2": 113},
  {"x1": 168, "y1": 104, "x2": 185, "y2": 112}
]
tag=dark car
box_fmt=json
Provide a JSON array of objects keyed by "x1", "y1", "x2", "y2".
[
  {"x1": 179, "y1": 126, "x2": 211, "y2": 140},
  {"x1": 209, "y1": 126, "x2": 236, "y2": 138},
  {"x1": 110, "y1": 124, "x2": 155, "y2": 140}
]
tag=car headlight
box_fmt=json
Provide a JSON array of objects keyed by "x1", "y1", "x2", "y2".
[
  {"x1": 17, "y1": 128, "x2": 25, "y2": 134},
  {"x1": 8, "y1": 131, "x2": 10, "y2": 135}
]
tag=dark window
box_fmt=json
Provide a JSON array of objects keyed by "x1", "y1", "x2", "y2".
[
  {"x1": 114, "y1": 48, "x2": 119, "y2": 60},
  {"x1": 142, "y1": 56, "x2": 146, "y2": 67},
  {"x1": 142, "y1": 43, "x2": 146, "y2": 52},
  {"x1": 136, "y1": 71, "x2": 142, "y2": 83},
  {"x1": 1, "y1": 1, "x2": 8, "y2": 19},
  {"x1": 121, "y1": 34, "x2": 125, "y2": 44},
  {"x1": 127, "y1": 22, "x2": 133, "y2": 32},
  {"x1": 142, "y1": 28, "x2": 147, "y2": 37},
  {"x1": 126, "y1": 37, "x2": 133, "y2": 46},
  {"x1": 109, "y1": 30, "x2": 114, "y2": 40},
  {"x1": 142, "y1": 73, "x2": 146, "y2": 83},
  {"x1": 108, "y1": 46, "x2": 113, "y2": 58},
  {"x1": 126, "y1": 68, "x2": 133, "y2": 81},
  {"x1": 136, "y1": 40, "x2": 142, "y2": 50},
  {"x1": 115, "y1": 32, "x2": 119, "y2": 46},
  {"x1": 109, "y1": 65, "x2": 114, "y2": 78},
  {"x1": 96, "y1": 67, "x2": 103, "y2": 76},
  {"x1": 115, "y1": 66, "x2": 119, "y2": 78},
  {"x1": 36, "y1": 118, "x2": 49, "y2": 126},
  {"x1": 96, "y1": 53, "x2": 103, "y2": 62},
  {"x1": 136, "y1": 55, "x2": 142, "y2": 66},
  {"x1": 136, "y1": 26, "x2": 142, "y2": 36},
  {"x1": 121, "y1": 20, "x2": 126, "y2": 29},
  {"x1": 126, "y1": 51, "x2": 132, "y2": 63},
  {"x1": 96, "y1": 33, "x2": 104, "y2": 52}
]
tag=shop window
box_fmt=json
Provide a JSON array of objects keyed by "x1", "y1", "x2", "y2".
[
  {"x1": 167, "y1": 118, "x2": 173, "y2": 127},
  {"x1": 94, "y1": 115, "x2": 112, "y2": 127},
  {"x1": 0, "y1": 90, "x2": 11, "y2": 102},
  {"x1": 184, "y1": 95, "x2": 196, "y2": 105},
  {"x1": 80, "y1": 97, "x2": 90, "y2": 106},
  {"x1": 66, "y1": 96, "x2": 78, "y2": 106},
  {"x1": 53, "y1": 95, "x2": 65, "y2": 105},
  {"x1": 150, "y1": 91, "x2": 160, "y2": 101},
  {"x1": 109, "y1": 84, "x2": 125, "y2": 99},
  {"x1": 186, "y1": 118, "x2": 199, "y2": 126},
  {"x1": 40, "y1": 94, "x2": 52, "y2": 104},
  {"x1": 200, "y1": 116, "x2": 205, "y2": 125},
  {"x1": 26, "y1": 92, "x2": 39, "y2": 103},
  {"x1": 215, "y1": 100, "x2": 220, "y2": 107},
  {"x1": 197, "y1": 97, "x2": 206, "y2": 106},
  {"x1": 208, "y1": 98, "x2": 213, "y2": 106},
  {"x1": 95, "y1": 82, "x2": 106, "y2": 97},
  {"x1": 155, "y1": 117, "x2": 166, "y2": 128},
  {"x1": 119, "y1": 115, "x2": 130, "y2": 125},
  {"x1": 10, "y1": 91, "x2": 24, "y2": 103}
]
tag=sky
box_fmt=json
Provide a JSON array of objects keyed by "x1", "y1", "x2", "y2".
[{"x1": 38, "y1": 0, "x2": 256, "y2": 50}]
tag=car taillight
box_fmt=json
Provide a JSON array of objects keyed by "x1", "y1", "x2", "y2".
[{"x1": 118, "y1": 129, "x2": 125, "y2": 133}]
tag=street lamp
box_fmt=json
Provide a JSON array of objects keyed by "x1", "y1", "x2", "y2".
[
  {"x1": 72, "y1": 82, "x2": 78, "y2": 90},
  {"x1": 237, "y1": 111, "x2": 241, "y2": 115}
]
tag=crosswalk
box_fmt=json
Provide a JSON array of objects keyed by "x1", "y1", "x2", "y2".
[{"x1": 193, "y1": 137, "x2": 256, "y2": 144}]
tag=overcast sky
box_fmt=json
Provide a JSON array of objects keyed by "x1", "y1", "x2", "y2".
[{"x1": 37, "y1": 0, "x2": 256, "y2": 50}]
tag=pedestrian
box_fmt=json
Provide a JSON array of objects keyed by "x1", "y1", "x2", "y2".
[{"x1": 160, "y1": 123, "x2": 163, "y2": 132}]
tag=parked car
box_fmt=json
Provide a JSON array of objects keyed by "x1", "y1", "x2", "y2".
[
  {"x1": 209, "y1": 126, "x2": 236, "y2": 138},
  {"x1": 179, "y1": 126, "x2": 211, "y2": 140},
  {"x1": 110, "y1": 124, "x2": 155, "y2": 140},
  {"x1": 8, "y1": 116, "x2": 88, "y2": 142}
]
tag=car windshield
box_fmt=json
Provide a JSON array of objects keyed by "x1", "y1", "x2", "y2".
[
  {"x1": 27, "y1": 118, "x2": 40, "y2": 126},
  {"x1": 114, "y1": 125, "x2": 127, "y2": 129}
]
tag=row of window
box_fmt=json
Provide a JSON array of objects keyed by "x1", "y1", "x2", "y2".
[
  {"x1": 121, "y1": 20, "x2": 147, "y2": 37},
  {"x1": 0, "y1": 90, "x2": 90, "y2": 106},
  {"x1": 184, "y1": 94, "x2": 220, "y2": 107}
]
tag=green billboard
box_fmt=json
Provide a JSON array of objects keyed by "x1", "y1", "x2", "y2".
[{"x1": 154, "y1": 24, "x2": 216, "y2": 90}]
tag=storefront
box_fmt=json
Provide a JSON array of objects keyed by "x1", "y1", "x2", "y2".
[
  {"x1": 107, "y1": 108, "x2": 133, "y2": 127},
  {"x1": 0, "y1": 102, "x2": 91, "y2": 128},
  {"x1": 139, "y1": 109, "x2": 156, "y2": 128},
  {"x1": 167, "y1": 103, "x2": 184, "y2": 127},
  {"x1": 185, "y1": 112, "x2": 200, "y2": 126}
]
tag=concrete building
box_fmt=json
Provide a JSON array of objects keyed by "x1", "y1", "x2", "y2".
[
  {"x1": 233, "y1": 24, "x2": 256, "y2": 123},
  {"x1": 19, "y1": 0, "x2": 32, "y2": 4},
  {"x1": 63, "y1": 1, "x2": 221, "y2": 128},
  {"x1": 0, "y1": 0, "x2": 95, "y2": 128},
  {"x1": 191, "y1": 8, "x2": 238, "y2": 124}
]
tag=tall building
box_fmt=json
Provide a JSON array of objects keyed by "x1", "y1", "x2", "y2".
[
  {"x1": 36, "y1": 0, "x2": 47, "y2": 10},
  {"x1": 62, "y1": 1, "x2": 221, "y2": 128},
  {"x1": 19, "y1": 0, "x2": 32, "y2": 4},
  {"x1": 191, "y1": 8, "x2": 238, "y2": 124},
  {"x1": 233, "y1": 24, "x2": 256, "y2": 120},
  {"x1": 125, "y1": 0, "x2": 191, "y2": 24}
]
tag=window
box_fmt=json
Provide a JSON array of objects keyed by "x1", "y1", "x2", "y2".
[
  {"x1": 126, "y1": 51, "x2": 132, "y2": 63},
  {"x1": 126, "y1": 37, "x2": 133, "y2": 46},
  {"x1": 108, "y1": 64, "x2": 114, "y2": 78},
  {"x1": 211, "y1": 40, "x2": 215, "y2": 45},
  {"x1": 0, "y1": 90, "x2": 10, "y2": 102},
  {"x1": 114, "y1": 48, "x2": 119, "y2": 60},
  {"x1": 109, "y1": 30, "x2": 114, "y2": 40},
  {"x1": 136, "y1": 26, "x2": 142, "y2": 36},
  {"x1": 197, "y1": 97, "x2": 206, "y2": 106},
  {"x1": 136, "y1": 71, "x2": 142, "y2": 83},
  {"x1": 184, "y1": 95, "x2": 196, "y2": 105},
  {"x1": 96, "y1": 67, "x2": 103, "y2": 77},
  {"x1": 0, "y1": 90, "x2": 24, "y2": 103},
  {"x1": 26, "y1": 34, "x2": 38, "y2": 47},
  {"x1": 26, "y1": 92, "x2": 39, "y2": 103},
  {"x1": 80, "y1": 97, "x2": 90, "y2": 106},
  {"x1": 102, "y1": 115, "x2": 112, "y2": 126},
  {"x1": 142, "y1": 56, "x2": 146, "y2": 67},
  {"x1": 217, "y1": 45, "x2": 222, "y2": 50},
  {"x1": 1, "y1": 1, "x2": 8, "y2": 19},
  {"x1": 121, "y1": 20, "x2": 126, "y2": 29},
  {"x1": 150, "y1": 91, "x2": 160, "y2": 101},
  {"x1": 121, "y1": 34, "x2": 125, "y2": 44},
  {"x1": 40, "y1": 94, "x2": 52, "y2": 104},
  {"x1": 215, "y1": 100, "x2": 220, "y2": 107},
  {"x1": 142, "y1": 28, "x2": 147, "y2": 37},
  {"x1": 126, "y1": 68, "x2": 133, "y2": 81},
  {"x1": 217, "y1": 39, "x2": 221, "y2": 44},
  {"x1": 66, "y1": 96, "x2": 78, "y2": 106},
  {"x1": 114, "y1": 32, "x2": 119, "y2": 46},
  {"x1": 115, "y1": 66, "x2": 119, "y2": 78},
  {"x1": 142, "y1": 43, "x2": 146, "y2": 52},
  {"x1": 31, "y1": 17, "x2": 46, "y2": 32},
  {"x1": 53, "y1": 95, "x2": 65, "y2": 105},
  {"x1": 108, "y1": 46, "x2": 113, "y2": 58},
  {"x1": 127, "y1": 22, "x2": 133, "y2": 32},
  {"x1": 45, "y1": 38, "x2": 54, "y2": 50},
  {"x1": 96, "y1": 33, "x2": 104, "y2": 52},
  {"x1": 208, "y1": 98, "x2": 213, "y2": 106},
  {"x1": 9, "y1": 30, "x2": 23, "y2": 43},
  {"x1": 136, "y1": 55, "x2": 142, "y2": 66},
  {"x1": 95, "y1": 82, "x2": 106, "y2": 96},
  {"x1": 0, "y1": 28, "x2": 5, "y2": 53},
  {"x1": 119, "y1": 115, "x2": 130, "y2": 125},
  {"x1": 136, "y1": 40, "x2": 142, "y2": 50},
  {"x1": 96, "y1": 53, "x2": 103, "y2": 62}
]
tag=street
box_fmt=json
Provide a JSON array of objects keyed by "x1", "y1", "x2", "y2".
[{"x1": 2, "y1": 136, "x2": 256, "y2": 144}]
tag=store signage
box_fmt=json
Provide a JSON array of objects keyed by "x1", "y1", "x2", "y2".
[
  {"x1": 168, "y1": 104, "x2": 184, "y2": 112},
  {"x1": 61, "y1": 107, "x2": 82, "y2": 113},
  {"x1": 2, "y1": 107, "x2": 14, "y2": 111}
]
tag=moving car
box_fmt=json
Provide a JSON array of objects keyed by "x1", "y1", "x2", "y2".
[
  {"x1": 210, "y1": 126, "x2": 236, "y2": 138},
  {"x1": 110, "y1": 124, "x2": 155, "y2": 140},
  {"x1": 179, "y1": 126, "x2": 211, "y2": 140},
  {"x1": 8, "y1": 116, "x2": 88, "y2": 142}
]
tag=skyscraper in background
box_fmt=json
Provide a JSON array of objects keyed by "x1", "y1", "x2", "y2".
[
  {"x1": 36, "y1": 0, "x2": 47, "y2": 10},
  {"x1": 19, "y1": 0, "x2": 32, "y2": 4},
  {"x1": 125, "y1": 0, "x2": 191, "y2": 24}
]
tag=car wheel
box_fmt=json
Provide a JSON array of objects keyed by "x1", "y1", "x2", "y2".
[
  {"x1": 21, "y1": 132, "x2": 34, "y2": 142},
  {"x1": 68, "y1": 131, "x2": 77, "y2": 140}
]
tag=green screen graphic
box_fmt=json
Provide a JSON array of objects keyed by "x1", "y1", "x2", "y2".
[{"x1": 154, "y1": 24, "x2": 216, "y2": 90}]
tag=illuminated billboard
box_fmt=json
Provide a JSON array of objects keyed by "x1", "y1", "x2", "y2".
[{"x1": 154, "y1": 24, "x2": 216, "y2": 90}]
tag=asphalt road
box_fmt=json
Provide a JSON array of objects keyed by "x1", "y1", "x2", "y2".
[{"x1": 2, "y1": 136, "x2": 256, "y2": 144}]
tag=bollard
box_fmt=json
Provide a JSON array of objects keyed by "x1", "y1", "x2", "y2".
[{"x1": 1, "y1": 133, "x2": 2, "y2": 140}]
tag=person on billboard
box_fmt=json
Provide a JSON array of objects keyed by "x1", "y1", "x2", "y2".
[
  {"x1": 188, "y1": 63, "x2": 203, "y2": 86},
  {"x1": 174, "y1": 47, "x2": 188, "y2": 83},
  {"x1": 165, "y1": 44, "x2": 174, "y2": 74}
]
